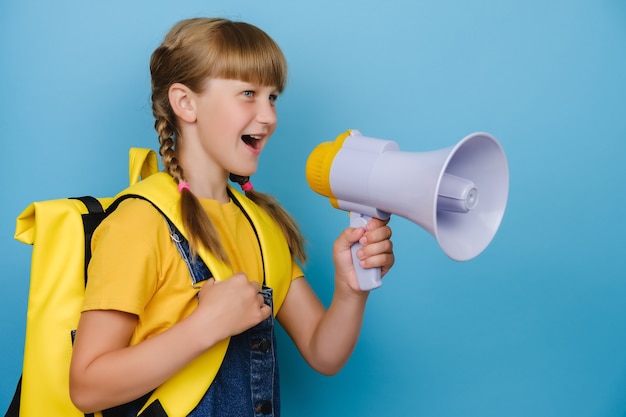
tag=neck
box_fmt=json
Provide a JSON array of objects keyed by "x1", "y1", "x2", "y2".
[
  {"x1": 176, "y1": 149, "x2": 230, "y2": 203},
  {"x1": 186, "y1": 176, "x2": 230, "y2": 203}
]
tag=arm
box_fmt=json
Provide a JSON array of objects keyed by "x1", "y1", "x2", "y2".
[
  {"x1": 277, "y1": 217, "x2": 393, "y2": 375},
  {"x1": 70, "y1": 274, "x2": 270, "y2": 413}
]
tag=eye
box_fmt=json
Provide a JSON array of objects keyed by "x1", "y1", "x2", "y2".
[
  {"x1": 269, "y1": 94, "x2": 278, "y2": 103},
  {"x1": 243, "y1": 90, "x2": 255, "y2": 98}
]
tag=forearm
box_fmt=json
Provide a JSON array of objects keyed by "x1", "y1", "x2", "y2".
[{"x1": 307, "y1": 283, "x2": 369, "y2": 375}]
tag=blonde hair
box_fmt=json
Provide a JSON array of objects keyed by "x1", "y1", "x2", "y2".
[{"x1": 150, "y1": 17, "x2": 306, "y2": 264}]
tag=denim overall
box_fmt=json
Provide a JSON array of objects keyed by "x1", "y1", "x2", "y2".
[{"x1": 169, "y1": 218, "x2": 280, "y2": 417}]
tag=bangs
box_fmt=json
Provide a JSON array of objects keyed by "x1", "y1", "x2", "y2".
[{"x1": 209, "y1": 21, "x2": 287, "y2": 92}]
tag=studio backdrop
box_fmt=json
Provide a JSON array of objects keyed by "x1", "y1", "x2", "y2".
[{"x1": 1, "y1": 1, "x2": 625, "y2": 416}]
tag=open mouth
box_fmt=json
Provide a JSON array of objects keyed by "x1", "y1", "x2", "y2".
[{"x1": 242, "y1": 134, "x2": 262, "y2": 150}]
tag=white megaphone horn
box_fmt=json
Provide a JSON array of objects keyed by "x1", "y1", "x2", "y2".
[{"x1": 305, "y1": 129, "x2": 509, "y2": 291}]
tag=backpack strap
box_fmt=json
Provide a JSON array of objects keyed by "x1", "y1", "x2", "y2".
[
  {"x1": 3, "y1": 376, "x2": 22, "y2": 417},
  {"x1": 227, "y1": 188, "x2": 266, "y2": 286},
  {"x1": 69, "y1": 196, "x2": 107, "y2": 286}
]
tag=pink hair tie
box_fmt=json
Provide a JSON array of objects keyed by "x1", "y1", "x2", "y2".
[
  {"x1": 178, "y1": 181, "x2": 190, "y2": 193},
  {"x1": 241, "y1": 181, "x2": 254, "y2": 192}
]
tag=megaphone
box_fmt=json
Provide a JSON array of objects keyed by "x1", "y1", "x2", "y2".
[{"x1": 305, "y1": 129, "x2": 509, "y2": 291}]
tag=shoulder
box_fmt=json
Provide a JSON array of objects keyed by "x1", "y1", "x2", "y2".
[
  {"x1": 94, "y1": 197, "x2": 170, "y2": 246},
  {"x1": 108, "y1": 197, "x2": 166, "y2": 227},
  {"x1": 85, "y1": 198, "x2": 171, "y2": 314}
]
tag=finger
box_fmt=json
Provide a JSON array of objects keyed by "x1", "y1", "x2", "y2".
[
  {"x1": 259, "y1": 303, "x2": 272, "y2": 319},
  {"x1": 345, "y1": 225, "x2": 366, "y2": 246},
  {"x1": 367, "y1": 216, "x2": 391, "y2": 230},
  {"x1": 366, "y1": 220, "x2": 392, "y2": 236},
  {"x1": 249, "y1": 280, "x2": 261, "y2": 292},
  {"x1": 358, "y1": 238, "x2": 394, "y2": 260},
  {"x1": 196, "y1": 277, "x2": 215, "y2": 302},
  {"x1": 359, "y1": 250, "x2": 395, "y2": 271},
  {"x1": 360, "y1": 226, "x2": 392, "y2": 247},
  {"x1": 197, "y1": 278, "x2": 215, "y2": 295}
]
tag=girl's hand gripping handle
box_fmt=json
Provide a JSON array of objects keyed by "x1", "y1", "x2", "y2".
[{"x1": 350, "y1": 212, "x2": 382, "y2": 291}]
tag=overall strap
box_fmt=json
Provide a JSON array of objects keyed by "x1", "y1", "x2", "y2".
[{"x1": 164, "y1": 217, "x2": 213, "y2": 286}]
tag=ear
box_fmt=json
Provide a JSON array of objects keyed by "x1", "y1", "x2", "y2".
[{"x1": 168, "y1": 83, "x2": 197, "y2": 123}]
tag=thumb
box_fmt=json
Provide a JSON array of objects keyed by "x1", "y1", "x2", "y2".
[
  {"x1": 347, "y1": 213, "x2": 369, "y2": 246},
  {"x1": 338, "y1": 226, "x2": 365, "y2": 250},
  {"x1": 197, "y1": 277, "x2": 215, "y2": 302}
]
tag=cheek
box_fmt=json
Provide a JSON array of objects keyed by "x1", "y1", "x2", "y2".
[{"x1": 199, "y1": 109, "x2": 231, "y2": 136}]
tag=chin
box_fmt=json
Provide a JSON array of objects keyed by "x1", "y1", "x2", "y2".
[{"x1": 232, "y1": 167, "x2": 258, "y2": 178}]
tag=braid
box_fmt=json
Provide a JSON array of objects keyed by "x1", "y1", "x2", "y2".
[
  {"x1": 155, "y1": 116, "x2": 229, "y2": 263},
  {"x1": 155, "y1": 119, "x2": 182, "y2": 180}
]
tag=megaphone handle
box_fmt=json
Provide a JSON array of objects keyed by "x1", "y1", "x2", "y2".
[{"x1": 350, "y1": 212, "x2": 382, "y2": 291}]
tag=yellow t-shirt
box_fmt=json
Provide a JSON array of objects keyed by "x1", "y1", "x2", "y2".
[{"x1": 82, "y1": 197, "x2": 303, "y2": 346}]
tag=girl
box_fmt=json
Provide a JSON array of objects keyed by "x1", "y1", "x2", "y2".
[{"x1": 69, "y1": 17, "x2": 394, "y2": 417}]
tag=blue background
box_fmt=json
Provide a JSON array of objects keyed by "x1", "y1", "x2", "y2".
[{"x1": 1, "y1": 1, "x2": 625, "y2": 416}]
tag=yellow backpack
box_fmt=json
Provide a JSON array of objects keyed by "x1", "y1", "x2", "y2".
[{"x1": 5, "y1": 148, "x2": 292, "y2": 417}]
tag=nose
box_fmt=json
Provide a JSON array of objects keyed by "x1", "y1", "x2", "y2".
[{"x1": 256, "y1": 100, "x2": 277, "y2": 125}]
